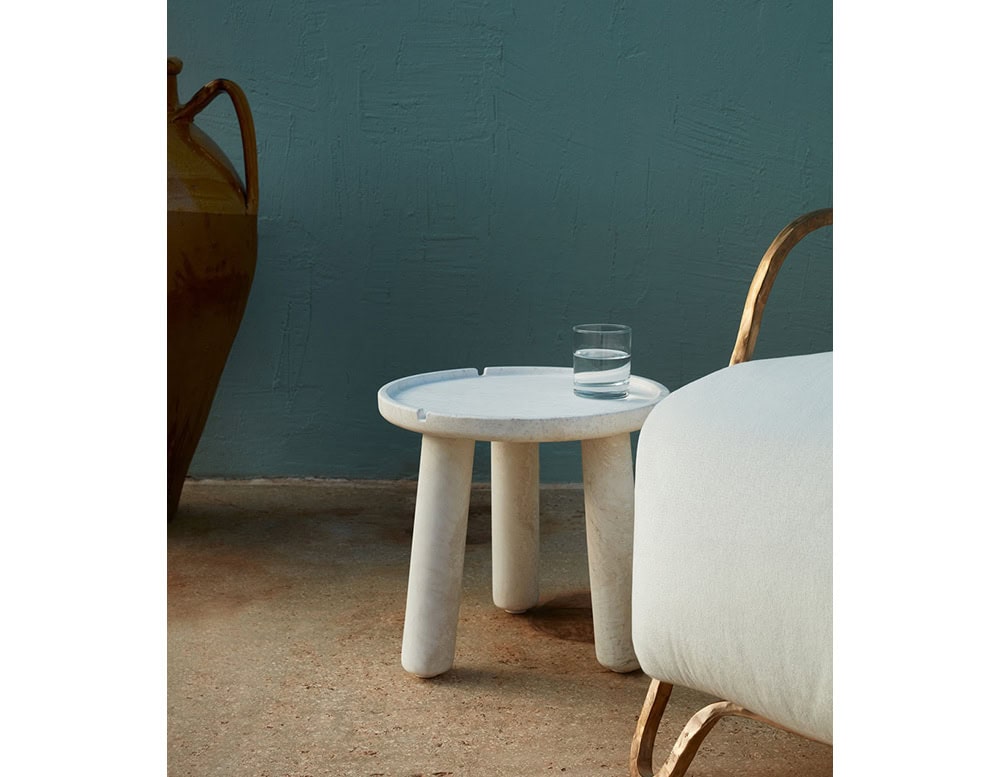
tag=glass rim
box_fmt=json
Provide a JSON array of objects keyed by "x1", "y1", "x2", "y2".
[{"x1": 572, "y1": 323, "x2": 631, "y2": 334}]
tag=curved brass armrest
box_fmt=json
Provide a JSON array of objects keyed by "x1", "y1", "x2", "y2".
[{"x1": 729, "y1": 208, "x2": 833, "y2": 366}]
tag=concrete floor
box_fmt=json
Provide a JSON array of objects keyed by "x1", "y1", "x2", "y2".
[{"x1": 168, "y1": 479, "x2": 832, "y2": 777}]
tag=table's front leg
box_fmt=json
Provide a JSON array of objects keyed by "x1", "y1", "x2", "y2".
[
  {"x1": 581, "y1": 432, "x2": 640, "y2": 673},
  {"x1": 490, "y1": 441, "x2": 540, "y2": 613},
  {"x1": 401, "y1": 434, "x2": 475, "y2": 678}
]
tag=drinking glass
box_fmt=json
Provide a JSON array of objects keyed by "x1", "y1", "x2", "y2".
[{"x1": 572, "y1": 323, "x2": 631, "y2": 398}]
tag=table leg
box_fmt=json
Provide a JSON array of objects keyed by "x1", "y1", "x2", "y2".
[
  {"x1": 400, "y1": 434, "x2": 476, "y2": 678},
  {"x1": 490, "y1": 441, "x2": 540, "y2": 613},
  {"x1": 581, "y1": 432, "x2": 640, "y2": 673}
]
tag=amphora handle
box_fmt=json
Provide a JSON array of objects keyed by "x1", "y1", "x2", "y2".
[{"x1": 171, "y1": 64, "x2": 259, "y2": 215}]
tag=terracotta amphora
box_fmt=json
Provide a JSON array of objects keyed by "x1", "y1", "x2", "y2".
[{"x1": 168, "y1": 57, "x2": 258, "y2": 519}]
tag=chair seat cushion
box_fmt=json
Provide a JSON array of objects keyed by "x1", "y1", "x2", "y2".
[{"x1": 632, "y1": 352, "x2": 832, "y2": 744}]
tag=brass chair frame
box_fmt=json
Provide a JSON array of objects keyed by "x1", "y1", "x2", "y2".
[{"x1": 628, "y1": 208, "x2": 833, "y2": 777}]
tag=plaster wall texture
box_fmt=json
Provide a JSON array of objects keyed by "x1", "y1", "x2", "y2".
[{"x1": 168, "y1": 0, "x2": 833, "y2": 482}]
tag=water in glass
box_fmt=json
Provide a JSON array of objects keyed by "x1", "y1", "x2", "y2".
[{"x1": 573, "y1": 347, "x2": 630, "y2": 398}]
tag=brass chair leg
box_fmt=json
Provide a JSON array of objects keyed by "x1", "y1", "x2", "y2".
[
  {"x1": 629, "y1": 679, "x2": 673, "y2": 777},
  {"x1": 630, "y1": 678, "x2": 786, "y2": 777},
  {"x1": 658, "y1": 701, "x2": 774, "y2": 777}
]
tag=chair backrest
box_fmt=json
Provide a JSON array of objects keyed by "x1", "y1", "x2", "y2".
[{"x1": 729, "y1": 208, "x2": 833, "y2": 366}]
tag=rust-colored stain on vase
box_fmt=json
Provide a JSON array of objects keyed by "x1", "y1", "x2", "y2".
[{"x1": 167, "y1": 57, "x2": 258, "y2": 519}]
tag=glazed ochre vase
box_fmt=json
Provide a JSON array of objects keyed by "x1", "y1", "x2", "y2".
[{"x1": 167, "y1": 57, "x2": 258, "y2": 519}]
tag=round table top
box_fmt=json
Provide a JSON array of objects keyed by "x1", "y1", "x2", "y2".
[{"x1": 377, "y1": 366, "x2": 670, "y2": 442}]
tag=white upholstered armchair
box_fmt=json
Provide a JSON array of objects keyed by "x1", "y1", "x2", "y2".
[{"x1": 629, "y1": 209, "x2": 833, "y2": 776}]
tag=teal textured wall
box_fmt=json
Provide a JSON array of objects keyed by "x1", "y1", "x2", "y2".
[{"x1": 168, "y1": 0, "x2": 832, "y2": 482}]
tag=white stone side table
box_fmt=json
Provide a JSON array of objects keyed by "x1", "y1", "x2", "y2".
[{"x1": 377, "y1": 366, "x2": 669, "y2": 678}]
